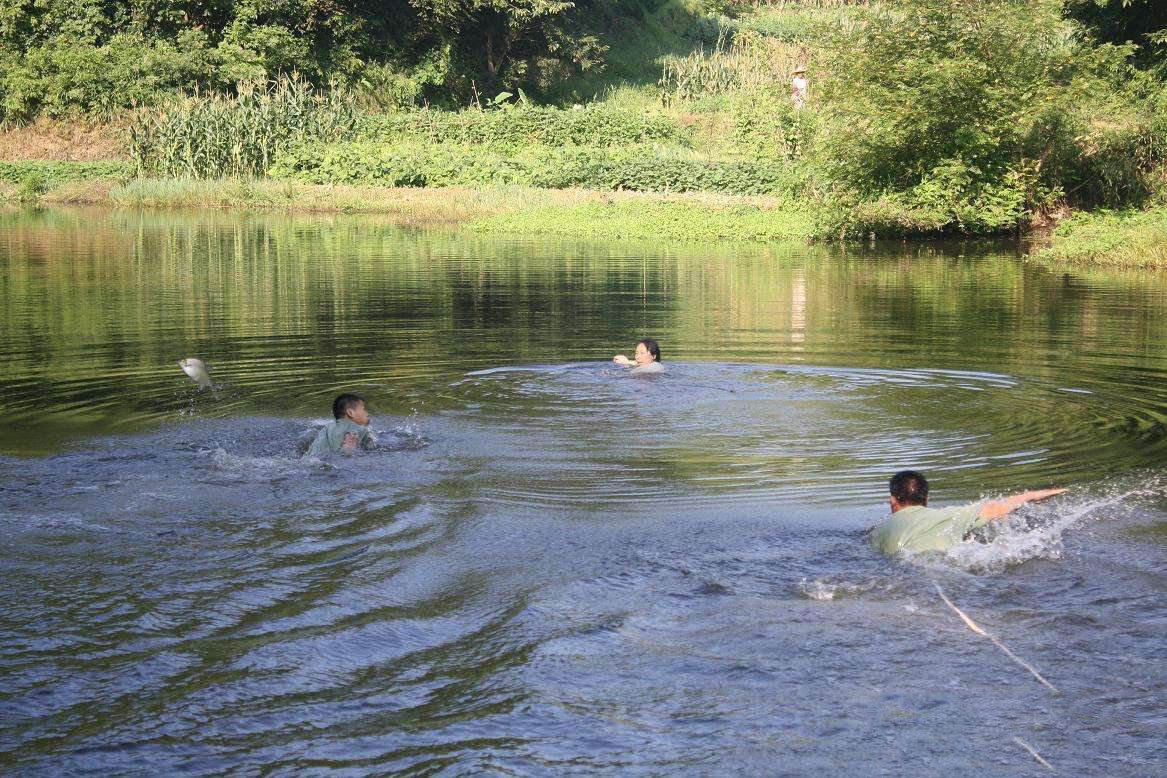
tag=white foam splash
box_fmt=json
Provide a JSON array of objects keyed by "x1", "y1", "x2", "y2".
[
  {"x1": 942, "y1": 481, "x2": 1162, "y2": 574},
  {"x1": 205, "y1": 447, "x2": 321, "y2": 477},
  {"x1": 382, "y1": 421, "x2": 428, "y2": 451},
  {"x1": 797, "y1": 577, "x2": 875, "y2": 600}
]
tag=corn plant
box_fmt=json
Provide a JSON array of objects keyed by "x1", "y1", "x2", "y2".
[
  {"x1": 659, "y1": 31, "x2": 805, "y2": 104},
  {"x1": 128, "y1": 76, "x2": 360, "y2": 179}
]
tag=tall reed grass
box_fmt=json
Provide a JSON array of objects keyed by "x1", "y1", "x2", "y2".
[{"x1": 128, "y1": 77, "x2": 359, "y2": 178}]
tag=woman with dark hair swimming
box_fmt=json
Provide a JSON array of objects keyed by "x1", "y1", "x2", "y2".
[{"x1": 613, "y1": 338, "x2": 664, "y2": 374}]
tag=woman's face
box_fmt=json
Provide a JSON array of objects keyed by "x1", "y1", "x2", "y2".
[{"x1": 634, "y1": 342, "x2": 653, "y2": 365}]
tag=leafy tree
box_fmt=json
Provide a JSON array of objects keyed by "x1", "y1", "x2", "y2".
[
  {"x1": 814, "y1": 0, "x2": 1142, "y2": 232},
  {"x1": 409, "y1": 0, "x2": 605, "y2": 94},
  {"x1": 0, "y1": 0, "x2": 618, "y2": 119}
]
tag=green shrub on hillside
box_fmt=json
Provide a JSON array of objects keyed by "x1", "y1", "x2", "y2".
[
  {"x1": 271, "y1": 141, "x2": 800, "y2": 195},
  {"x1": 0, "y1": 161, "x2": 132, "y2": 185},
  {"x1": 815, "y1": 164, "x2": 1031, "y2": 239},
  {"x1": 814, "y1": 0, "x2": 1155, "y2": 234},
  {"x1": 0, "y1": 32, "x2": 215, "y2": 122},
  {"x1": 356, "y1": 105, "x2": 692, "y2": 149},
  {"x1": 0, "y1": 0, "x2": 639, "y2": 121},
  {"x1": 730, "y1": 92, "x2": 813, "y2": 160}
]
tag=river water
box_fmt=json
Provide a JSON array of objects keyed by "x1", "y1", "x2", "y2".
[{"x1": 1, "y1": 208, "x2": 1165, "y2": 775}]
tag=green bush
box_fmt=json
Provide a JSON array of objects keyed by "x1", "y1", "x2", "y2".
[
  {"x1": 815, "y1": 179, "x2": 1028, "y2": 240},
  {"x1": 0, "y1": 0, "x2": 612, "y2": 120},
  {"x1": 814, "y1": 0, "x2": 1142, "y2": 234},
  {"x1": 0, "y1": 32, "x2": 215, "y2": 122},
  {"x1": 1056, "y1": 76, "x2": 1167, "y2": 207},
  {"x1": 270, "y1": 141, "x2": 800, "y2": 195},
  {"x1": 351, "y1": 58, "x2": 452, "y2": 112},
  {"x1": 355, "y1": 104, "x2": 692, "y2": 149},
  {"x1": 0, "y1": 161, "x2": 132, "y2": 186},
  {"x1": 730, "y1": 92, "x2": 813, "y2": 160},
  {"x1": 15, "y1": 172, "x2": 47, "y2": 202}
]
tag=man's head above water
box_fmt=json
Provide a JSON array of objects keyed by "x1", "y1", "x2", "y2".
[{"x1": 889, "y1": 470, "x2": 929, "y2": 512}]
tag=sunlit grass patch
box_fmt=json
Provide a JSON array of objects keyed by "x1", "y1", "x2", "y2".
[
  {"x1": 107, "y1": 178, "x2": 506, "y2": 223},
  {"x1": 1036, "y1": 208, "x2": 1167, "y2": 267},
  {"x1": 474, "y1": 190, "x2": 814, "y2": 243}
]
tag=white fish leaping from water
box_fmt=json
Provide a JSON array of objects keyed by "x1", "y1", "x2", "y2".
[{"x1": 179, "y1": 357, "x2": 214, "y2": 389}]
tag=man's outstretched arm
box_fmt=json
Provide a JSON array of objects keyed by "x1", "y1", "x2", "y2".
[{"x1": 978, "y1": 488, "x2": 1068, "y2": 521}]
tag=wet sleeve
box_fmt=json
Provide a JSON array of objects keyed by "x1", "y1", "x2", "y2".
[
  {"x1": 957, "y1": 501, "x2": 990, "y2": 532},
  {"x1": 305, "y1": 427, "x2": 331, "y2": 457}
]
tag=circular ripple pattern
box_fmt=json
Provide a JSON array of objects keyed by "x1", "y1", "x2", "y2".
[{"x1": 439, "y1": 363, "x2": 1167, "y2": 509}]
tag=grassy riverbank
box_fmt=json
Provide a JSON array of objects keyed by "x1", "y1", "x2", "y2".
[
  {"x1": 10, "y1": 160, "x2": 1167, "y2": 259},
  {"x1": 1034, "y1": 208, "x2": 1167, "y2": 268},
  {"x1": 1, "y1": 166, "x2": 813, "y2": 242}
]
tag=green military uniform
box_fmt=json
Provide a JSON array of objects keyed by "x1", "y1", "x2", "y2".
[
  {"x1": 869, "y1": 502, "x2": 988, "y2": 554},
  {"x1": 306, "y1": 419, "x2": 376, "y2": 457}
]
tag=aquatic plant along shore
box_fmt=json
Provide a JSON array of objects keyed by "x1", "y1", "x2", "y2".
[{"x1": 2, "y1": 1, "x2": 1166, "y2": 256}]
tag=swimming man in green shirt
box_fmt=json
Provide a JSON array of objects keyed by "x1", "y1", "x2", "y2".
[{"x1": 870, "y1": 470, "x2": 1066, "y2": 555}]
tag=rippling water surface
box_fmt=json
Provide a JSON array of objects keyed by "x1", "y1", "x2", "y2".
[{"x1": 1, "y1": 208, "x2": 1165, "y2": 774}]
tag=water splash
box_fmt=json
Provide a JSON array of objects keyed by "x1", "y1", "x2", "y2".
[
  {"x1": 204, "y1": 447, "x2": 323, "y2": 479},
  {"x1": 293, "y1": 419, "x2": 430, "y2": 458},
  {"x1": 797, "y1": 577, "x2": 877, "y2": 601},
  {"x1": 377, "y1": 420, "x2": 429, "y2": 452},
  {"x1": 942, "y1": 475, "x2": 1166, "y2": 574}
]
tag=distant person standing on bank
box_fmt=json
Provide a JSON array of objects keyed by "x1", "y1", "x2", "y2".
[{"x1": 791, "y1": 64, "x2": 808, "y2": 109}]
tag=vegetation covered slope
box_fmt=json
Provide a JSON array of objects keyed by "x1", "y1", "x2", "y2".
[{"x1": 3, "y1": 0, "x2": 1167, "y2": 255}]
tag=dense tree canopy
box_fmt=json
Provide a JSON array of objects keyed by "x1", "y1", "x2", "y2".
[
  {"x1": 0, "y1": 0, "x2": 630, "y2": 120},
  {"x1": 815, "y1": 0, "x2": 1160, "y2": 230}
]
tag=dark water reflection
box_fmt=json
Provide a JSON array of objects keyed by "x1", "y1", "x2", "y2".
[{"x1": 1, "y1": 208, "x2": 1165, "y2": 774}]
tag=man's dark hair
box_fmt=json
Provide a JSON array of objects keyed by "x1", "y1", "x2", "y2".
[
  {"x1": 332, "y1": 393, "x2": 365, "y2": 420},
  {"x1": 890, "y1": 470, "x2": 929, "y2": 506},
  {"x1": 639, "y1": 338, "x2": 662, "y2": 362}
]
